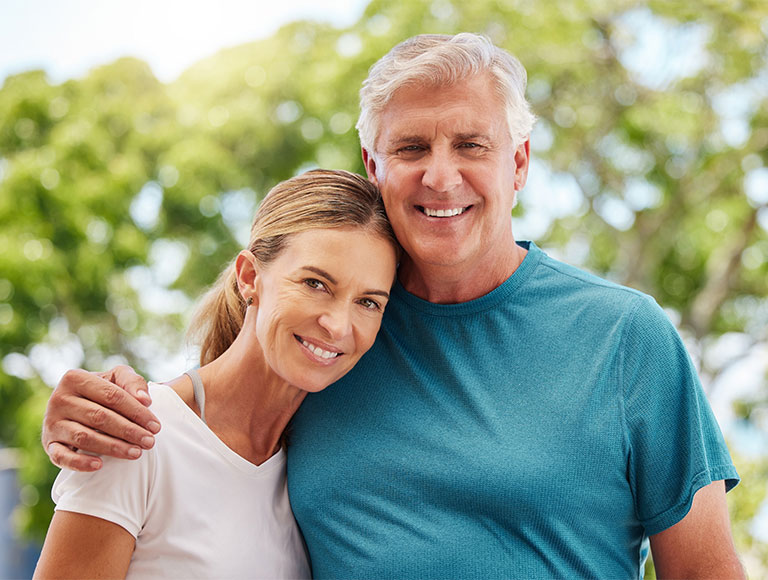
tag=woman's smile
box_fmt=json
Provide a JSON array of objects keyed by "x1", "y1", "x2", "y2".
[{"x1": 295, "y1": 334, "x2": 344, "y2": 362}]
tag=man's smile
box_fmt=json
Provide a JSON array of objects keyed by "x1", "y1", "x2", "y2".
[{"x1": 417, "y1": 205, "x2": 471, "y2": 218}]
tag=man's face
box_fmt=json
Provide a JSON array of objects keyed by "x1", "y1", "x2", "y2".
[{"x1": 363, "y1": 73, "x2": 529, "y2": 291}]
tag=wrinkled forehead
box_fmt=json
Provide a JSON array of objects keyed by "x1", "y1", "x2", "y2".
[
  {"x1": 376, "y1": 76, "x2": 507, "y2": 140},
  {"x1": 388, "y1": 70, "x2": 499, "y2": 107},
  {"x1": 377, "y1": 72, "x2": 506, "y2": 125}
]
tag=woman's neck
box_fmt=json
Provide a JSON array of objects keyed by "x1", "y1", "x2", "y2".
[{"x1": 172, "y1": 338, "x2": 307, "y2": 466}]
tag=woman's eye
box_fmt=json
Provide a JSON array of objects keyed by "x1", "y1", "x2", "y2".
[
  {"x1": 359, "y1": 298, "x2": 381, "y2": 311},
  {"x1": 304, "y1": 278, "x2": 326, "y2": 291}
]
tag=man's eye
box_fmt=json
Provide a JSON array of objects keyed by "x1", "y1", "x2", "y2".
[
  {"x1": 459, "y1": 142, "x2": 481, "y2": 149},
  {"x1": 398, "y1": 145, "x2": 425, "y2": 153},
  {"x1": 359, "y1": 298, "x2": 381, "y2": 311},
  {"x1": 304, "y1": 279, "x2": 326, "y2": 291}
]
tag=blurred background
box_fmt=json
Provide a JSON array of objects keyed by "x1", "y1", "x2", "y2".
[{"x1": 1, "y1": 0, "x2": 766, "y2": 577}]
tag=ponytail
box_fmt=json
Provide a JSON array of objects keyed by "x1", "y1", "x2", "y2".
[{"x1": 187, "y1": 263, "x2": 246, "y2": 365}]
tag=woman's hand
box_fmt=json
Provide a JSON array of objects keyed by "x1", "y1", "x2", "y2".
[{"x1": 42, "y1": 365, "x2": 161, "y2": 471}]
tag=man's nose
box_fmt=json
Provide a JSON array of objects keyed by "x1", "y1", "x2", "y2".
[{"x1": 421, "y1": 150, "x2": 462, "y2": 192}]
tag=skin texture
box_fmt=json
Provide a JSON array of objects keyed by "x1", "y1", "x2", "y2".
[
  {"x1": 649, "y1": 481, "x2": 744, "y2": 579},
  {"x1": 40, "y1": 71, "x2": 744, "y2": 578},
  {"x1": 34, "y1": 512, "x2": 135, "y2": 579}
]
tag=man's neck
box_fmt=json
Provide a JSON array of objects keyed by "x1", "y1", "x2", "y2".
[{"x1": 398, "y1": 242, "x2": 528, "y2": 304}]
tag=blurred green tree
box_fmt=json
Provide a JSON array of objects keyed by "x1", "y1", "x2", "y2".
[{"x1": 1, "y1": 0, "x2": 766, "y2": 575}]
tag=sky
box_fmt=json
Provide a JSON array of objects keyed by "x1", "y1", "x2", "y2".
[{"x1": 0, "y1": 0, "x2": 370, "y2": 85}]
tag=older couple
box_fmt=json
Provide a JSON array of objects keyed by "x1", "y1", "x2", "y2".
[{"x1": 38, "y1": 33, "x2": 742, "y2": 579}]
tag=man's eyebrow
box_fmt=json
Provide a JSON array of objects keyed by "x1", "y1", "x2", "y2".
[
  {"x1": 301, "y1": 266, "x2": 390, "y2": 299},
  {"x1": 388, "y1": 135, "x2": 425, "y2": 147},
  {"x1": 455, "y1": 132, "x2": 491, "y2": 141},
  {"x1": 387, "y1": 133, "x2": 491, "y2": 146}
]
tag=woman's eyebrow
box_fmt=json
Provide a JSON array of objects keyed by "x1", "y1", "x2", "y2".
[
  {"x1": 301, "y1": 266, "x2": 390, "y2": 298},
  {"x1": 301, "y1": 266, "x2": 336, "y2": 284},
  {"x1": 366, "y1": 289, "x2": 391, "y2": 299}
]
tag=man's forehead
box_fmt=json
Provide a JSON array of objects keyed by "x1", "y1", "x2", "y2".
[
  {"x1": 378, "y1": 107, "x2": 503, "y2": 143},
  {"x1": 382, "y1": 76, "x2": 502, "y2": 114},
  {"x1": 371, "y1": 74, "x2": 509, "y2": 148}
]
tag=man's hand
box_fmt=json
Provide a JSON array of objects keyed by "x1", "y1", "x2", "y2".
[{"x1": 42, "y1": 365, "x2": 161, "y2": 472}]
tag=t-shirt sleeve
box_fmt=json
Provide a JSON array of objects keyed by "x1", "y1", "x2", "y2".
[
  {"x1": 620, "y1": 294, "x2": 739, "y2": 536},
  {"x1": 52, "y1": 449, "x2": 154, "y2": 538}
]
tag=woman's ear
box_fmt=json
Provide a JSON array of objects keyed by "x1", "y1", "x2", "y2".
[{"x1": 235, "y1": 250, "x2": 259, "y2": 305}]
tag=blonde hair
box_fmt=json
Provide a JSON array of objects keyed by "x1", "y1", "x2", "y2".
[
  {"x1": 356, "y1": 33, "x2": 537, "y2": 152},
  {"x1": 188, "y1": 169, "x2": 397, "y2": 365}
]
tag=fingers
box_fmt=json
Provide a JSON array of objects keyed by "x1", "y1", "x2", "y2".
[
  {"x1": 46, "y1": 442, "x2": 102, "y2": 472},
  {"x1": 102, "y1": 365, "x2": 153, "y2": 407},
  {"x1": 62, "y1": 368, "x2": 161, "y2": 436},
  {"x1": 42, "y1": 367, "x2": 162, "y2": 467},
  {"x1": 47, "y1": 395, "x2": 157, "y2": 448},
  {"x1": 47, "y1": 415, "x2": 150, "y2": 461}
]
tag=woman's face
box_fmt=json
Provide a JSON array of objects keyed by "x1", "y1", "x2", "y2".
[{"x1": 251, "y1": 226, "x2": 397, "y2": 392}]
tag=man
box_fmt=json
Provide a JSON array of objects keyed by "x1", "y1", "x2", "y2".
[{"x1": 42, "y1": 34, "x2": 743, "y2": 578}]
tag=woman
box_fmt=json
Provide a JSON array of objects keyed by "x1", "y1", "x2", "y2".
[{"x1": 34, "y1": 169, "x2": 399, "y2": 579}]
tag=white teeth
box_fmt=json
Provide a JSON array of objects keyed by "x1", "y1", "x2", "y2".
[
  {"x1": 423, "y1": 207, "x2": 466, "y2": 218},
  {"x1": 301, "y1": 339, "x2": 340, "y2": 359}
]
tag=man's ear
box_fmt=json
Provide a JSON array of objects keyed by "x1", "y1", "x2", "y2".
[
  {"x1": 362, "y1": 147, "x2": 379, "y2": 186},
  {"x1": 235, "y1": 250, "x2": 259, "y2": 305},
  {"x1": 513, "y1": 139, "x2": 531, "y2": 191}
]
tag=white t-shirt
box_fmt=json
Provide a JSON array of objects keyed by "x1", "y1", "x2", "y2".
[{"x1": 52, "y1": 383, "x2": 311, "y2": 579}]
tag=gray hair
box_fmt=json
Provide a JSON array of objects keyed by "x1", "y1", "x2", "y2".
[{"x1": 356, "y1": 33, "x2": 537, "y2": 153}]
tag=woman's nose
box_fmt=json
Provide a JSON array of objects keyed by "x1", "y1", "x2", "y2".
[{"x1": 317, "y1": 304, "x2": 352, "y2": 340}]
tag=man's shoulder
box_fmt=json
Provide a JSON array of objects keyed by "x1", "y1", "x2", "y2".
[
  {"x1": 534, "y1": 247, "x2": 648, "y2": 303},
  {"x1": 524, "y1": 245, "x2": 666, "y2": 328}
]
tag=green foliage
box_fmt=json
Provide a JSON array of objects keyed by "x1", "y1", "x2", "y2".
[
  {"x1": 12, "y1": 378, "x2": 59, "y2": 541},
  {"x1": 729, "y1": 454, "x2": 768, "y2": 570},
  {"x1": 1, "y1": 0, "x2": 766, "y2": 574}
]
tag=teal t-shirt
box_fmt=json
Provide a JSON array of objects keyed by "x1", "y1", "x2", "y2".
[{"x1": 287, "y1": 241, "x2": 738, "y2": 579}]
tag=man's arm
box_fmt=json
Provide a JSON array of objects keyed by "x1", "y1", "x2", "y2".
[
  {"x1": 42, "y1": 366, "x2": 161, "y2": 472},
  {"x1": 649, "y1": 480, "x2": 745, "y2": 579}
]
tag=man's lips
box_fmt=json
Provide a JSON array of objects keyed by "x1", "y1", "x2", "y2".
[{"x1": 416, "y1": 205, "x2": 471, "y2": 217}]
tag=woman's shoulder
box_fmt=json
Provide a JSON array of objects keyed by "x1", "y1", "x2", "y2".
[
  {"x1": 144, "y1": 382, "x2": 217, "y2": 459},
  {"x1": 146, "y1": 382, "x2": 196, "y2": 425}
]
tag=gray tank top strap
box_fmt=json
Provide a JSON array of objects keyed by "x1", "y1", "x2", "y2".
[{"x1": 184, "y1": 368, "x2": 207, "y2": 425}]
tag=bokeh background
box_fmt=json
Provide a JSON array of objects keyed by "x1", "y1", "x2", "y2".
[{"x1": 1, "y1": 0, "x2": 766, "y2": 577}]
